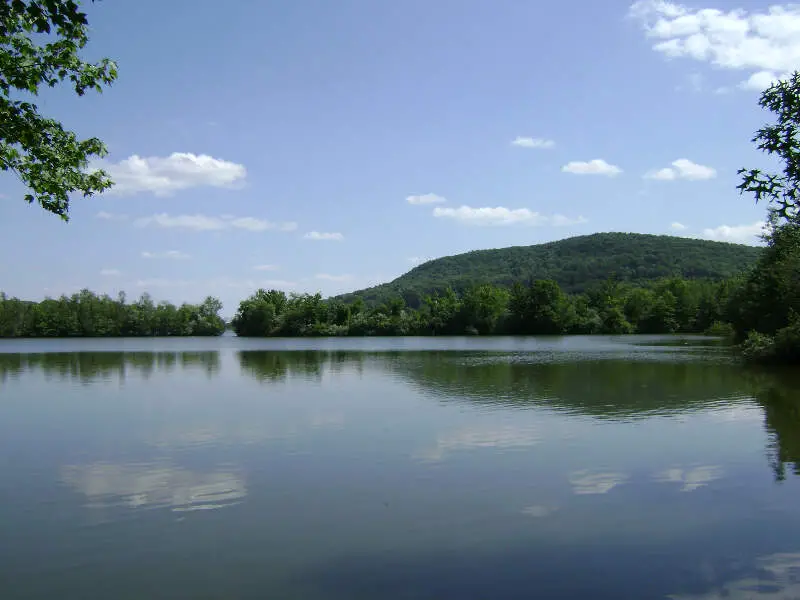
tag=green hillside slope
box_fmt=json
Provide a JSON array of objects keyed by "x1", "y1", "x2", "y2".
[{"x1": 337, "y1": 232, "x2": 763, "y2": 307}]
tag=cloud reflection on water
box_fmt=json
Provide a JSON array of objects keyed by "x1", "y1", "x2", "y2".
[
  {"x1": 655, "y1": 466, "x2": 724, "y2": 492},
  {"x1": 415, "y1": 425, "x2": 541, "y2": 462},
  {"x1": 61, "y1": 462, "x2": 246, "y2": 512},
  {"x1": 569, "y1": 470, "x2": 629, "y2": 495},
  {"x1": 669, "y1": 553, "x2": 800, "y2": 600}
]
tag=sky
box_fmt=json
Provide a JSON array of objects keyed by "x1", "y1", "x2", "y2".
[{"x1": 0, "y1": 0, "x2": 793, "y2": 315}]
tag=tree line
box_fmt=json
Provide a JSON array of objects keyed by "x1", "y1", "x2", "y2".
[
  {"x1": 230, "y1": 276, "x2": 740, "y2": 338},
  {"x1": 0, "y1": 290, "x2": 225, "y2": 337}
]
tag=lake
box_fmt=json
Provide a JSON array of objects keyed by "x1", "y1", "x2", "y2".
[{"x1": 1, "y1": 335, "x2": 800, "y2": 600}]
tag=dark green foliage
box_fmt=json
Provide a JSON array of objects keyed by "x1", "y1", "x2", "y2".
[
  {"x1": 1, "y1": 0, "x2": 117, "y2": 219},
  {"x1": 0, "y1": 290, "x2": 225, "y2": 337},
  {"x1": 737, "y1": 72, "x2": 800, "y2": 223},
  {"x1": 733, "y1": 72, "x2": 800, "y2": 363},
  {"x1": 337, "y1": 233, "x2": 762, "y2": 308},
  {"x1": 232, "y1": 276, "x2": 741, "y2": 338},
  {"x1": 729, "y1": 224, "x2": 800, "y2": 340}
]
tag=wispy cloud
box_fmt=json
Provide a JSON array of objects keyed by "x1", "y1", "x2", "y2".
[
  {"x1": 433, "y1": 205, "x2": 587, "y2": 227},
  {"x1": 562, "y1": 159, "x2": 622, "y2": 176},
  {"x1": 100, "y1": 268, "x2": 121, "y2": 277},
  {"x1": 253, "y1": 264, "x2": 279, "y2": 271},
  {"x1": 702, "y1": 221, "x2": 766, "y2": 244},
  {"x1": 95, "y1": 211, "x2": 129, "y2": 221},
  {"x1": 406, "y1": 193, "x2": 446, "y2": 205},
  {"x1": 645, "y1": 159, "x2": 716, "y2": 181},
  {"x1": 315, "y1": 273, "x2": 353, "y2": 282},
  {"x1": 134, "y1": 213, "x2": 297, "y2": 233},
  {"x1": 670, "y1": 222, "x2": 687, "y2": 231},
  {"x1": 511, "y1": 136, "x2": 555, "y2": 149},
  {"x1": 97, "y1": 152, "x2": 246, "y2": 196},
  {"x1": 303, "y1": 231, "x2": 344, "y2": 241},
  {"x1": 141, "y1": 250, "x2": 191, "y2": 260}
]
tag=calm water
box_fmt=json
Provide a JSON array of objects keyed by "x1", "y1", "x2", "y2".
[{"x1": 2, "y1": 335, "x2": 800, "y2": 600}]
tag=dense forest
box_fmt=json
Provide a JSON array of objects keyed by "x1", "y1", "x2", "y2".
[
  {"x1": 337, "y1": 233, "x2": 763, "y2": 308},
  {"x1": 0, "y1": 291, "x2": 225, "y2": 337},
  {"x1": 230, "y1": 276, "x2": 740, "y2": 338}
]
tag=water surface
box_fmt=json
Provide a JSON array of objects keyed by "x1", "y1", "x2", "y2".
[{"x1": 1, "y1": 336, "x2": 799, "y2": 599}]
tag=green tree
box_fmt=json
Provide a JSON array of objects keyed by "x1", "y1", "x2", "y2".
[
  {"x1": 738, "y1": 72, "x2": 800, "y2": 224},
  {"x1": 509, "y1": 280, "x2": 571, "y2": 335},
  {"x1": 1, "y1": 0, "x2": 117, "y2": 219},
  {"x1": 734, "y1": 72, "x2": 800, "y2": 362},
  {"x1": 422, "y1": 288, "x2": 461, "y2": 334},
  {"x1": 231, "y1": 289, "x2": 287, "y2": 337},
  {"x1": 459, "y1": 284, "x2": 509, "y2": 334}
]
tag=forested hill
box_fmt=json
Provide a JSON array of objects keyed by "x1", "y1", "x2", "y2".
[{"x1": 337, "y1": 233, "x2": 763, "y2": 307}]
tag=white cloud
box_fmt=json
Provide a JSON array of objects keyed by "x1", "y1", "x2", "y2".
[
  {"x1": 645, "y1": 158, "x2": 716, "y2": 180},
  {"x1": 407, "y1": 193, "x2": 446, "y2": 205},
  {"x1": 228, "y1": 217, "x2": 297, "y2": 232},
  {"x1": 569, "y1": 470, "x2": 629, "y2": 495},
  {"x1": 253, "y1": 264, "x2": 279, "y2": 271},
  {"x1": 315, "y1": 273, "x2": 353, "y2": 282},
  {"x1": 702, "y1": 220, "x2": 766, "y2": 244},
  {"x1": 511, "y1": 136, "x2": 555, "y2": 149},
  {"x1": 433, "y1": 205, "x2": 588, "y2": 227},
  {"x1": 141, "y1": 250, "x2": 191, "y2": 260},
  {"x1": 303, "y1": 231, "x2": 344, "y2": 241},
  {"x1": 134, "y1": 213, "x2": 296, "y2": 233},
  {"x1": 630, "y1": 1, "x2": 800, "y2": 91},
  {"x1": 670, "y1": 221, "x2": 687, "y2": 231},
  {"x1": 100, "y1": 268, "x2": 121, "y2": 276},
  {"x1": 740, "y1": 69, "x2": 781, "y2": 91},
  {"x1": 562, "y1": 159, "x2": 622, "y2": 176},
  {"x1": 551, "y1": 214, "x2": 589, "y2": 226},
  {"x1": 99, "y1": 152, "x2": 246, "y2": 196},
  {"x1": 95, "y1": 211, "x2": 128, "y2": 221},
  {"x1": 135, "y1": 213, "x2": 225, "y2": 231}
]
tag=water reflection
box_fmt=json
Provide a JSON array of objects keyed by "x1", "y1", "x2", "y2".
[
  {"x1": 654, "y1": 466, "x2": 724, "y2": 492},
  {"x1": 4, "y1": 342, "x2": 800, "y2": 599},
  {"x1": 669, "y1": 553, "x2": 800, "y2": 599},
  {"x1": 752, "y1": 371, "x2": 800, "y2": 482},
  {"x1": 417, "y1": 424, "x2": 541, "y2": 462},
  {"x1": 0, "y1": 350, "x2": 220, "y2": 383},
  {"x1": 237, "y1": 350, "x2": 754, "y2": 417},
  {"x1": 568, "y1": 470, "x2": 629, "y2": 495},
  {"x1": 61, "y1": 462, "x2": 245, "y2": 512},
  {"x1": 238, "y1": 349, "x2": 364, "y2": 382},
  {"x1": 236, "y1": 350, "x2": 800, "y2": 485}
]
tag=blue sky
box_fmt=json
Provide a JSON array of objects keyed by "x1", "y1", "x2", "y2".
[{"x1": 0, "y1": 0, "x2": 792, "y2": 314}]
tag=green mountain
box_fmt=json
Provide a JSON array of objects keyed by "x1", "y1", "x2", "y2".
[{"x1": 338, "y1": 232, "x2": 763, "y2": 307}]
